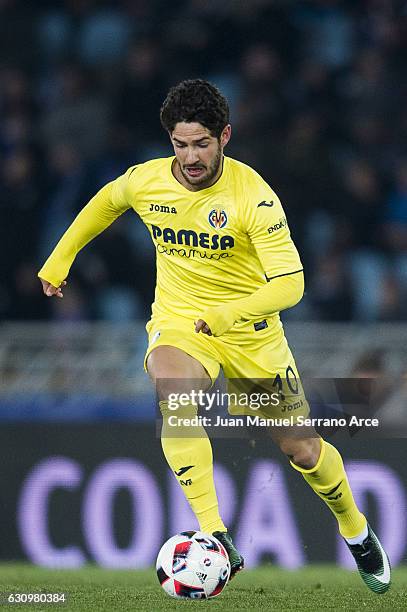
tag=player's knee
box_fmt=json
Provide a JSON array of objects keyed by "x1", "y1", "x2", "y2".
[
  {"x1": 147, "y1": 346, "x2": 211, "y2": 401},
  {"x1": 154, "y1": 377, "x2": 201, "y2": 403},
  {"x1": 147, "y1": 347, "x2": 183, "y2": 382},
  {"x1": 279, "y1": 437, "x2": 321, "y2": 469},
  {"x1": 148, "y1": 346, "x2": 207, "y2": 377}
]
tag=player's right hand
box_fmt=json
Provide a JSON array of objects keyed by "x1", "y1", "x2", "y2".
[
  {"x1": 195, "y1": 305, "x2": 238, "y2": 337},
  {"x1": 39, "y1": 278, "x2": 67, "y2": 298}
]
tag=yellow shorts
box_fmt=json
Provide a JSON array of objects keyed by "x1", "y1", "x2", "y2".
[{"x1": 144, "y1": 314, "x2": 310, "y2": 420}]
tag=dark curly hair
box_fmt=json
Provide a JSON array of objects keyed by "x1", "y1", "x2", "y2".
[{"x1": 160, "y1": 79, "x2": 230, "y2": 139}]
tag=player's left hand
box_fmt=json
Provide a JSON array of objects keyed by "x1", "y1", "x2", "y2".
[
  {"x1": 195, "y1": 319, "x2": 213, "y2": 335},
  {"x1": 195, "y1": 306, "x2": 238, "y2": 337}
]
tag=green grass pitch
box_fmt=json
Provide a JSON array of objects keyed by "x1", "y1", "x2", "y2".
[{"x1": 0, "y1": 564, "x2": 406, "y2": 611}]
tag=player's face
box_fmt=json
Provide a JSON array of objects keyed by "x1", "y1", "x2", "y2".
[{"x1": 170, "y1": 122, "x2": 231, "y2": 190}]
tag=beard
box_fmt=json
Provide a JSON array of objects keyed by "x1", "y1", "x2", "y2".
[{"x1": 181, "y1": 145, "x2": 223, "y2": 188}]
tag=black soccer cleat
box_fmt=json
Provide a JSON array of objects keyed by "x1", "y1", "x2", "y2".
[
  {"x1": 345, "y1": 524, "x2": 391, "y2": 594},
  {"x1": 213, "y1": 531, "x2": 244, "y2": 578}
]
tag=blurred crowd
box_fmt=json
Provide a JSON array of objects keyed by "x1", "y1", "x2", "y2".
[{"x1": 1, "y1": 0, "x2": 406, "y2": 323}]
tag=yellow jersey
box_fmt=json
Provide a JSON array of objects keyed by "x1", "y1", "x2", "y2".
[{"x1": 38, "y1": 155, "x2": 303, "y2": 321}]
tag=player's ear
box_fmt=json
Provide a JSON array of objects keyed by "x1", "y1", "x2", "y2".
[{"x1": 220, "y1": 124, "x2": 231, "y2": 148}]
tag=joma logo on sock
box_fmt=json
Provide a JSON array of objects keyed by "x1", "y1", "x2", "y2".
[
  {"x1": 327, "y1": 492, "x2": 342, "y2": 501},
  {"x1": 320, "y1": 481, "x2": 343, "y2": 501},
  {"x1": 174, "y1": 465, "x2": 194, "y2": 477}
]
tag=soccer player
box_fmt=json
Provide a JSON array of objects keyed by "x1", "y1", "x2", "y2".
[{"x1": 38, "y1": 79, "x2": 390, "y2": 592}]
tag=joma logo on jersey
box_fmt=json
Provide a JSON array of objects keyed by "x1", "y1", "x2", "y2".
[
  {"x1": 151, "y1": 225, "x2": 234, "y2": 250},
  {"x1": 149, "y1": 203, "x2": 177, "y2": 214},
  {"x1": 208, "y1": 209, "x2": 227, "y2": 229}
]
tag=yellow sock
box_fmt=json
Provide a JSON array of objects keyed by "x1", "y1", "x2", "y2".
[
  {"x1": 159, "y1": 400, "x2": 226, "y2": 534},
  {"x1": 290, "y1": 438, "x2": 367, "y2": 538}
]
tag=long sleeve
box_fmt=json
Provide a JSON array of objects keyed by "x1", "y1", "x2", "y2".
[
  {"x1": 38, "y1": 176, "x2": 131, "y2": 287},
  {"x1": 199, "y1": 271, "x2": 304, "y2": 336},
  {"x1": 228, "y1": 270, "x2": 304, "y2": 320}
]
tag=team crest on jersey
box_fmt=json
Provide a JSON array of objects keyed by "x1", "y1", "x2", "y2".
[{"x1": 208, "y1": 209, "x2": 228, "y2": 229}]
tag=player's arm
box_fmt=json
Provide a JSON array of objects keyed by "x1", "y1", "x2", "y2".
[
  {"x1": 38, "y1": 170, "x2": 133, "y2": 295},
  {"x1": 195, "y1": 271, "x2": 303, "y2": 336},
  {"x1": 196, "y1": 186, "x2": 303, "y2": 336}
]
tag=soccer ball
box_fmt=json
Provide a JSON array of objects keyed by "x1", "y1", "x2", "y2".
[{"x1": 156, "y1": 530, "x2": 231, "y2": 599}]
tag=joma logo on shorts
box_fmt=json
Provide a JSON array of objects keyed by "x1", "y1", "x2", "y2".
[
  {"x1": 149, "y1": 203, "x2": 177, "y2": 214},
  {"x1": 281, "y1": 399, "x2": 303, "y2": 412},
  {"x1": 151, "y1": 225, "x2": 235, "y2": 250}
]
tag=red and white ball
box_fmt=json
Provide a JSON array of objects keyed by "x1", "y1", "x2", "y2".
[{"x1": 156, "y1": 531, "x2": 231, "y2": 599}]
